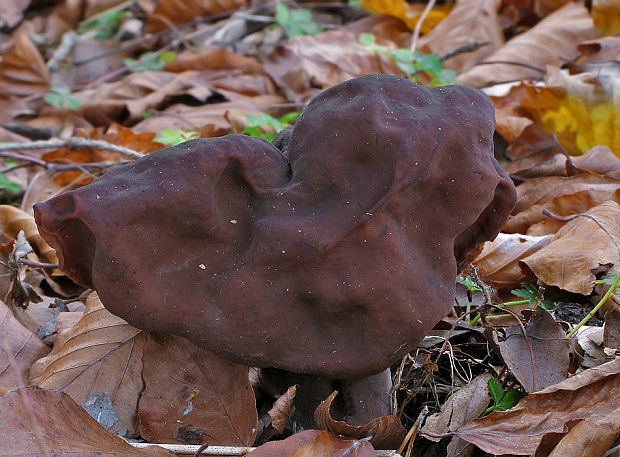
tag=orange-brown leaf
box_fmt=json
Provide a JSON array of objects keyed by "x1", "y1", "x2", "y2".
[
  {"x1": 314, "y1": 391, "x2": 406, "y2": 449},
  {"x1": 250, "y1": 429, "x2": 376, "y2": 457},
  {"x1": 138, "y1": 333, "x2": 257, "y2": 446},
  {"x1": 454, "y1": 358, "x2": 620, "y2": 455}
]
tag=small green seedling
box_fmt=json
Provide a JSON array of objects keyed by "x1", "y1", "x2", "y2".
[
  {"x1": 511, "y1": 283, "x2": 557, "y2": 310},
  {"x1": 275, "y1": 2, "x2": 323, "y2": 36},
  {"x1": 44, "y1": 86, "x2": 81, "y2": 110},
  {"x1": 458, "y1": 275, "x2": 482, "y2": 293},
  {"x1": 359, "y1": 33, "x2": 457, "y2": 87},
  {"x1": 154, "y1": 128, "x2": 199, "y2": 146},
  {"x1": 124, "y1": 51, "x2": 176, "y2": 73},
  {"x1": 594, "y1": 272, "x2": 620, "y2": 293},
  {"x1": 485, "y1": 378, "x2": 521, "y2": 414},
  {"x1": 244, "y1": 111, "x2": 300, "y2": 142},
  {"x1": 0, "y1": 173, "x2": 22, "y2": 196},
  {"x1": 77, "y1": 10, "x2": 129, "y2": 39}
]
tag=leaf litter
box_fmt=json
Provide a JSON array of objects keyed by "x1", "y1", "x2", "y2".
[{"x1": 0, "y1": 0, "x2": 618, "y2": 456}]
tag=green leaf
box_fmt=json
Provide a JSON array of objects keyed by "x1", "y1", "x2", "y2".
[
  {"x1": 457, "y1": 276, "x2": 482, "y2": 292},
  {"x1": 77, "y1": 10, "x2": 129, "y2": 39},
  {"x1": 44, "y1": 86, "x2": 81, "y2": 110},
  {"x1": 280, "y1": 111, "x2": 301, "y2": 124},
  {"x1": 275, "y1": 1, "x2": 323, "y2": 36},
  {"x1": 488, "y1": 378, "x2": 504, "y2": 404},
  {"x1": 154, "y1": 128, "x2": 198, "y2": 146},
  {"x1": 495, "y1": 389, "x2": 521, "y2": 411},
  {"x1": 359, "y1": 33, "x2": 375, "y2": 46},
  {"x1": 511, "y1": 283, "x2": 558, "y2": 310},
  {"x1": 124, "y1": 51, "x2": 177, "y2": 73}
]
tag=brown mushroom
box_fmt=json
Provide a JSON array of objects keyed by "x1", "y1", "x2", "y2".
[{"x1": 34, "y1": 74, "x2": 516, "y2": 427}]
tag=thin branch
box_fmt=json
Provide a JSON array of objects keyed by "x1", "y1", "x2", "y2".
[
  {"x1": 440, "y1": 40, "x2": 491, "y2": 61},
  {"x1": 17, "y1": 259, "x2": 60, "y2": 269},
  {"x1": 410, "y1": 0, "x2": 437, "y2": 52},
  {"x1": 474, "y1": 60, "x2": 546, "y2": 73},
  {"x1": 0, "y1": 138, "x2": 143, "y2": 159}
]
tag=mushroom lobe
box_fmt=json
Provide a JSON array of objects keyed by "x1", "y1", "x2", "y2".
[{"x1": 34, "y1": 74, "x2": 516, "y2": 378}]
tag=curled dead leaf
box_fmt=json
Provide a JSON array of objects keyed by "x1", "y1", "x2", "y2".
[
  {"x1": 454, "y1": 358, "x2": 620, "y2": 455},
  {"x1": 314, "y1": 391, "x2": 405, "y2": 450},
  {"x1": 250, "y1": 429, "x2": 376, "y2": 457}
]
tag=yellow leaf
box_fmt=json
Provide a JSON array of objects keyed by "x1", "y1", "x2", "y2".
[
  {"x1": 361, "y1": 0, "x2": 451, "y2": 33},
  {"x1": 592, "y1": 0, "x2": 620, "y2": 35}
]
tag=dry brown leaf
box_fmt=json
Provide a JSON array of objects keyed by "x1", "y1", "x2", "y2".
[
  {"x1": 577, "y1": 37, "x2": 620, "y2": 62},
  {"x1": 314, "y1": 391, "x2": 405, "y2": 450},
  {"x1": 133, "y1": 94, "x2": 285, "y2": 135},
  {"x1": 0, "y1": 22, "x2": 49, "y2": 97},
  {"x1": 534, "y1": 0, "x2": 571, "y2": 17},
  {"x1": 138, "y1": 333, "x2": 257, "y2": 446},
  {"x1": 546, "y1": 408, "x2": 620, "y2": 457},
  {"x1": 459, "y1": 2, "x2": 597, "y2": 87},
  {"x1": 497, "y1": 307, "x2": 570, "y2": 393},
  {"x1": 454, "y1": 358, "x2": 620, "y2": 455},
  {"x1": 520, "y1": 200, "x2": 620, "y2": 295},
  {"x1": 0, "y1": 386, "x2": 174, "y2": 457},
  {"x1": 592, "y1": 0, "x2": 620, "y2": 36},
  {"x1": 264, "y1": 16, "x2": 406, "y2": 102},
  {"x1": 506, "y1": 187, "x2": 620, "y2": 236},
  {"x1": 0, "y1": 0, "x2": 30, "y2": 29},
  {"x1": 269, "y1": 384, "x2": 297, "y2": 434},
  {"x1": 573, "y1": 146, "x2": 620, "y2": 180},
  {"x1": 511, "y1": 173, "x2": 618, "y2": 215},
  {"x1": 418, "y1": 0, "x2": 503, "y2": 73},
  {"x1": 0, "y1": 300, "x2": 49, "y2": 389},
  {"x1": 30, "y1": 292, "x2": 144, "y2": 437},
  {"x1": 146, "y1": 0, "x2": 249, "y2": 32},
  {"x1": 422, "y1": 373, "x2": 492, "y2": 457},
  {"x1": 165, "y1": 47, "x2": 263, "y2": 74},
  {"x1": 250, "y1": 429, "x2": 376, "y2": 457},
  {"x1": 475, "y1": 233, "x2": 552, "y2": 288},
  {"x1": 0, "y1": 204, "x2": 58, "y2": 266}
]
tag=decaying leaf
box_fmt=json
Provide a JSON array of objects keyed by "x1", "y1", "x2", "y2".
[
  {"x1": 314, "y1": 391, "x2": 405, "y2": 449},
  {"x1": 520, "y1": 200, "x2": 620, "y2": 295},
  {"x1": 29, "y1": 292, "x2": 144, "y2": 437},
  {"x1": 475, "y1": 232, "x2": 552, "y2": 288},
  {"x1": 146, "y1": 0, "x2": 249, "y2": 32},
  {"x1": 250, "y1": 429, "x2": 376, "y2": 457},
  {"x1": 0, "y1": 386, "x2": 173, "y2": 457},
  {"x1": 0, "y1": 22, "x2": 49, "y2": 97},
  {"x1": 422, "y1": 372, "x2": 492, "y2": 457},
  {"x1": 0, "y1": 300, "x2": 49, "y2": 389},
  {"x1": 459, "y1": 2, "x2": 596, "y2": 87},
  {"x1": 419, "y1": 0, "x2": 503, "y2": 73},
  {"x1": 0, "y1": 205, "x2": 58, "y2": 267},
  {"x1": 258, "y1": 384, "x2": 297, "y2": 443},
  {"x1": 454, "y1": 358, "x2": 620, "y2": 455},
  {"x1": 138, "y1": 333, "x2": 257, "y2": 446},
  {"x1": 361, "y1": 0, "x2": 451, "y2": 33},
  {"x1": 497, "y1": 307, "x2": 570, "y2": 393}
]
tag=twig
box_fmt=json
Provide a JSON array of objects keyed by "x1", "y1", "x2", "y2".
[
  {"x1": 17, "y1": 259, "x2": 60, "y2": 269},
  {"x1": 47, "y1": 31, "x2": 78, "y2": 71},
  {"x1": 551, "y1": 134, "x2": 579, "y2": 176},
  {"x1": 128, "y1": 443, "x2": 400, "y2": 456},
  {"x1": 0, "y1": 138, "x2": 143, "y2": 159},
  {"x1": 567, "y1": 272, "x2": 620, "y2": 339},
  {"x1": 410, "y1": 0, "x2": 437, "y2": 52},
  {"x1": 397, "y1": 406, "x2": 428, "y2": 456},
  {"x1": 440, "y1": 40, "x2": 491, "y2": 61},
  {"x1": 474, "y1": 60, "x2": 546, "y2": 73}
]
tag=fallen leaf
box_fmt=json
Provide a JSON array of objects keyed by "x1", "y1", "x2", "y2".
[
  {"x1": 459, "y1": 3, "x2": 597, "y2": 87},
  {"x1": 475, "y1": 233, "x2": 553, "y2": 288},
  {"x1": 592, "y1": 0, "x2": 620, "y2": 36},
  {"x1": 418, "y1": 0, "x2": 503, "y2": 73},
  {"x1": 165, "y1": 47, "x2": 263, "y2": 74},
  {"x1": 0, "y1": 204, "x2": 58, "y2": 267},
  {"x1": 138, "y1": 333, "x2": 257, "y2": 446},
  {"x1": 544, "y1": 408, "x2": 620, "y2": 457},
  {"x1": 250, "y1": 429, "x2": 376, "y2": 457},
  {"x1": 314, "y1": 391, "x2": 406, "y2": 450},
  {"x1": 259, "y1": 384, "x2": 297, "y2": 442},
  {"x1": 264, "y1": 16, "x2": 406, "y2": 102},
  {"x1": 29, "y1": 292, "x2": 145, "y2": 437},
  {"x1": 422, "y1": 373, "x2": 492, "y2": 457},
  {"x1": 0, "y1": 22, "x2": 49, "y2": 97},
  {"x1": 361, "y1": 0, "x2": 451, "y2": 33},
  {"x1": 146, "y1": 0, "x2": 249, "y2": 32},
  {"x1": 497, "y1": 307, "x2": 570, "y2": 393},
  {"x1": 577, "y1": 36, "x2": 620, "y2": 62},
  {"x1": 0, "y1": 0, "x2": 30, "y2": 29},
  {"x1": 534, "y1": 0, "x2": 571, "y2": 16},
  {"x1": 0, "y1": 386, "x2": 173, "y2": 456},
  {"x1": 133, "y1": 94, "x2": 285, "y2": 135},
  {"x1": 454, "y1": 358, "x2": 620, "y2": 455},
  {"x1": 0, "y1": 300, "x2": 49, "y2": 389},
  {"x1": 506, "y1": 187, "x2": 620, "y2": 236},
  {"x1": 520, "y1": 200, "x2": 620, "y2": 295}
]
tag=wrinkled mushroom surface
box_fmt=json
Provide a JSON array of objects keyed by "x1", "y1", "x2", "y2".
[{"x1": 35, "y1": 74, "x2": 516, "y2": 378}]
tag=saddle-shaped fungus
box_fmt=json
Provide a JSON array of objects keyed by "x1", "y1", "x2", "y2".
[{"x1": 35, "y1": 74, "x2": 516, "y2": 381}]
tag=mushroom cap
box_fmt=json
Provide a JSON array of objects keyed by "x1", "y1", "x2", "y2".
[{"x1": 34, "y1": 74, "x2": 516, "y2": 378}]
